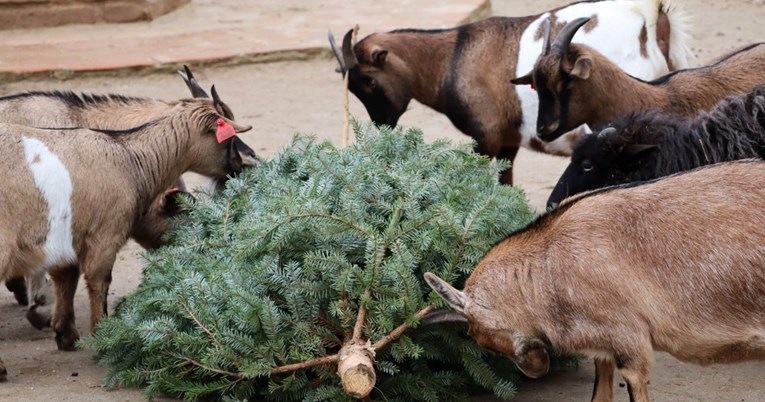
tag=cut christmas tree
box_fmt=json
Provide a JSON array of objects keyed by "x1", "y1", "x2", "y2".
[{"x1": 88, "y1": 123, "x2": 540, "y2": 401}]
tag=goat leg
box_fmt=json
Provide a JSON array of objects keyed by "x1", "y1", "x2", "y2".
[
  {"x1": 497, "y1": 145, "x2": 520, "y2": 186},
  {"x1": 49, "y1": 264, "x2": 80, "y2": 351},
  {"x1": 83, "y1": 252, "x2": 117, "y2": 332},
  {"x1": 617, "y1": 362, "x2": 651, "y2": 402},
  {"x1": 591, "y1": 358, "x2": 615, "y2": 402}
]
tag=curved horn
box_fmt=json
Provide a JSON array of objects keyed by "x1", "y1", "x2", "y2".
[
  {"x1": 341, "y1": 28, "x2": 359, "y2": 72},
  {"x1": 541, "y1": 18, "x2": 552, "y2": 56},
  {"x1": 177, "y1": 65, "x2": 210, "y2": 98},
  {"x1": 211, "y1": 85, "x2": 222, "y2": 104},
  {"x1": 421, "y1": 310, "x2": 468, "y2": 326},
  {"x1": 551, "y1": 17, "x2": 590, "y2": 56},
  {"x1": 597, "y1": 127, "x2": 617, "y2": 138},
  {"x1": 328, "y1": 29, "x2": 346, "y2": 73}
]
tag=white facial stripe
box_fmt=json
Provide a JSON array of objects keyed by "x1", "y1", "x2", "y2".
[{"x1": 22, "y1": 137, "x2": 77, "y2": 268}]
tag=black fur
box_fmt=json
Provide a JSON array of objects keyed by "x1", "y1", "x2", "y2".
[
  {"x1": 92, "y1": 119, "x2": 162, "y2": 137},
  {"x1": 547, "y1": 85, "x2": 765, "y2": 207},
  {"x1": 0, "y1": 90, "x2": 144, "y2": 108}
]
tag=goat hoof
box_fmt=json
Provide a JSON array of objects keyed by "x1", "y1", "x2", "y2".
[
  {"x1": 55, "y1": 331, "x2": 79, "y2": 351},
  {"x1": 26, "y1": 305, "x2": 52, "y2": 330},
  {"x1": 0, "y1": 360, "x2": 6, "y2": 382}
]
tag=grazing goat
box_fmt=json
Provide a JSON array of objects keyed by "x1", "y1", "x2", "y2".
[
  {"x1": 2, "y1": 66, "x2": 255, "y2": 326},
  {"x1": 329, "y1": 0, "x2": 691, "y2": 184},
  {"x1": 22, "y1": 182, "x2": 189, "y2": 330},
  {"x1": 515, "y1": 16, "x2": 765, "y2": 142},
  {"x1": 547, "y1": 84, "x2": 765, "y2": 208},
  {"x1": 0, "y1": 99, "x2": 251, "y2": 381},
  {"x1": 425, "y1": 160, "x2": 765, "y2": 402},
  {"x1": 0, "y1": 75, "x2": 189, "y2": 323}
]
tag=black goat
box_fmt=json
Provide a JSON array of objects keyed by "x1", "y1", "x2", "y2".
[{"x1": 547, "y1": 84, "x2": 765, "y2": 208}]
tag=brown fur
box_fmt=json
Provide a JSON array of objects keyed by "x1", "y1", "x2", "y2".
[
  {"x1": 344, "y1": 1, "x2": 681, "y2": 184},
  {"x1": 0, "y1": 92, "x2": 196, "y2": 328},
  {"x1": 0, "y1": 99, "x2": 250, "y2": 377},
  {"x1": 347, "y1": 14, "x2": 558, "y2": 185},
  {"x1": 535, "y1": 41, "x2": 765, "y2": 136},
  {"x1": 428, "y1": 160, "x2": 765, "y2": 402}
]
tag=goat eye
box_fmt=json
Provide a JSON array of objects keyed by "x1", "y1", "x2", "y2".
[
  {"x1": 368, "y1": 78, "x2": 377, "y2": 89},
  {"x1": 581, "y1": 160, "x2": 594, "y2": 172}
]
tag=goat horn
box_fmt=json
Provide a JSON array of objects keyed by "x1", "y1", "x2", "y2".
[
  {"x1": 541, "y1": 18, "x2": 552, "y2": 55},
  {"x1": 551, "y1": 17, "x2": 590, "y2": 57},
  {"x1": 211, "y1": 85, "x2": 222, "y2": 105},
  {"x1": 421, "y1": 310, "x2": 468, "y2": 326},
  {"x1": 598, "y1": 127, "x2": 617, "y2": 138},
  {"x1": 177, "y1": 65, "x2": 210, "y2": 99},
  {"x1": 341, "y1": 28, "x2": 359, "y2": 72},
  {"x1": 328, "y1": 29, "x2": 347, "y2": 73}
]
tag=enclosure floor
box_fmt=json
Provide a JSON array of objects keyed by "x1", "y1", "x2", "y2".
[{"x1": 0, "y1": 0, "x2": 488, "y2": 75}]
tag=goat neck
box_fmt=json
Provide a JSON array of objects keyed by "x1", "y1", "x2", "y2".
[
  {"x1": 360, "y1": 30, "x2": 454, "y2": 107},
  {"x1": 110, "y1": 101, "x2": 222, "y2": 210},
  {"x1": 567, "y1": 45, "x2": 669, "y2": 130}
]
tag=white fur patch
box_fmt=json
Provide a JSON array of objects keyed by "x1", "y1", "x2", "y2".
[
  {"x1": 515, "y1": 0, "x2": 685, "y2": 149},
  {"x1": 22, "y1": 137, "x2": 77, "y2": 269}
]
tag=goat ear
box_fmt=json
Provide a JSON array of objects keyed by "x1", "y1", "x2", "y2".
[
  {"x1": 371, "y1": 48, "x2": 388, "y2": 67},
  {"x1": 514, "y1": 346, "x2": 550, "y2": 379},
  {"x1": 162, "y1": 188, "x2": 190, "y2": 216},
  {"x1": 421, "y1": 310, "x2": 468, "y2": 325},
  {"x1": 622, "y1": 143, "x2": 657, "y2": 157},
  {"x1": 218, "y1": 116, "x2": 252, "y2": 133},
  {"x1": 424, "y1": 272, "x2": 467, "y2": 314},
  {"x1": 511, "y1": 72, "x2": 534, "y2": 86},
  {"x1": 570, "y1": 56, "x2": 592, "y2": 80}
]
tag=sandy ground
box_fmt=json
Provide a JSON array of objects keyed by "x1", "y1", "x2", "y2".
[{"x1": 0, "y1": 0, "x2": 764, "y2": 401}]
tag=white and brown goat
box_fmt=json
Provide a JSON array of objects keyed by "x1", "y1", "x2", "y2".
[
  {"x1": 425, "y1": 160, "x2": 765, "y2": 402},
  {"x1": 515, "y1": 17, "x2": 765, "y2": 141},
  {"x1": 2, "y1": 67, "x2": 256, "y2": 330},
  {"x1": 0, "y1": 99, "x2": 251, "y2": 380},
  {"x1": 329, "y1": 0, "x2": 692, "y2": 184}
]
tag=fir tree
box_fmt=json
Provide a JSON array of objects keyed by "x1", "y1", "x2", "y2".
[{"x1": 88, "y1": 123, "x2": 539, "y2": 401}]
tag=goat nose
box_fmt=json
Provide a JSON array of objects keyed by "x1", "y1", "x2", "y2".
[{"x1": 545, "y1": 122, "x2": 560, "y2": 134}]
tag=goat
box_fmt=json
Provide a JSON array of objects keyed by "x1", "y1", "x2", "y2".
[
  {"x1": 329, "y1": 0, "x2": 692, "y2": 184},
  {"x1": 515, "y1": 16, "x2": 765, "y2": 142},
  {"x1": 22, "y1": 181, "x2": 190, "y2": 330},
  {"x1": 2, "y1": 67, "x2": 254, "y2": 328},
  {"x1": 425, "y1": 160, "x2": 765, "y2": 402},
  {"x1": 0, "y1": 98, "x2": 252, "y2": 380},
  {"x1": 546, "y1": 84, "x2": 765, "y2": 208}
]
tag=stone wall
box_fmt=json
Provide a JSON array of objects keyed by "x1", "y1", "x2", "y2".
[{"x1": 0, "y1": 0, "x2": 190, "y2": 30}]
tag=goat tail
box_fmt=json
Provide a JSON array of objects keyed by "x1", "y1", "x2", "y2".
[
  {"x1": 658, "y1": 0, "x2": 694, "y2": 70},
  {"x1": 632, "y1": 0, "x2": 693, "y2": 72}
]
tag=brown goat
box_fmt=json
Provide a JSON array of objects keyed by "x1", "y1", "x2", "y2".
[
  {"x1": 22, "y1": 181, "x2": 189, "y2": 330},
  {"x1": 514, "y1": 17, "x2": 765, "y2": 141},
  {"x1": 425, "y1": 160, "x2": 765, "y2": 402},
  {"x1": 0, "y1": 99, "x2": 251, "y2": 380},
  {"x1": 329, "y1": 0, "x2": 692, "y2": 184}
]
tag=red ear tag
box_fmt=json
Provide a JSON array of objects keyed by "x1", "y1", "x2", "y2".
[
  {"x1": 216, "y1": 118, "x2": 236, "y2": 143},
  {"x1": 530, "y1": 81, "x2": 536, "y2": 91}
]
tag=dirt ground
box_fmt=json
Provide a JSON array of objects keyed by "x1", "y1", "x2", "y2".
[{"x1": 0, "y1": 0, "x2": 764, "y2": 401}]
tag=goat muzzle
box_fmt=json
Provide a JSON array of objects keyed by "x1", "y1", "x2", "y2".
[{"x1": 537, "y1": 121, "x2": 560, "y2": 141}]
